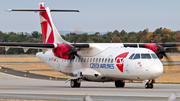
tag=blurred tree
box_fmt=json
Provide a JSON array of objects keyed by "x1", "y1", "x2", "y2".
[
  {"x1": 32, "y1": 31, "x2": 39, "y2": 38},
  {"x1": 120, "y1": 30, "x2": 127, "y2": 37}
]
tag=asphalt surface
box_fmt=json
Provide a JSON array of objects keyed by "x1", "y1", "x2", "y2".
[
  {"x1": 0, "y1": 67, "x2": 65, "y2": 81},
  {"x1": 0, "y1": 68, "x2": 180, "y2": 101}
]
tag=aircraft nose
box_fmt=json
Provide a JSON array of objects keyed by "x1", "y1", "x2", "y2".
[{"x1": 149, "y1": 63, "x2": 164, "y2": 78}]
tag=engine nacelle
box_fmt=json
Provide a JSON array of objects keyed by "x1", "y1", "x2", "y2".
[
  {"x1": 144, "y1": 43, "x2": 166, "y2": 59},
  {"x1": 144, "y1": 43, "x2": 158, "y2": 52},
  {"x1": 52, "y1": 43, "x2": 75, "y2": 60}
]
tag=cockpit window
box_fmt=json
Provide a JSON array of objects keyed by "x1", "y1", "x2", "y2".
[
  {"x1": 129, "y1": 53, "x2": 135, "y2": 59},
  {"x1": 151, "y1": 54, "x2": 158, "y2": 59},
  {"x1": 133, "y1": 54, "x2": 140, "y2": 59},
  {"x1": 141, "y1": 54, "x2": 151, "y2": 59}
]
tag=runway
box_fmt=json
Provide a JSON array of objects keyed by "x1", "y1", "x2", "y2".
[{"x1": 0, "y1": 73, "x2": 180, "y2": 101}]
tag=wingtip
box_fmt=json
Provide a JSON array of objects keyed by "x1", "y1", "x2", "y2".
[{"x1": 5, "y1": 9, "x2": 12, "y2": 12}]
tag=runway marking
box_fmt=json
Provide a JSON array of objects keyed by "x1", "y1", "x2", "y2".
[{"x1": 0, "y1": 92, "x2": 179, "y2": 98}]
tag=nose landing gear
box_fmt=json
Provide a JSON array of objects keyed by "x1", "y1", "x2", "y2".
[{"x1": 145, "y1": 79, "x2": 154, "y2": 89}]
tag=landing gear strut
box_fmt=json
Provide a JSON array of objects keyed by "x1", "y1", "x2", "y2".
[
  {"x1": 145, "y1": 80, "x2": 154, "y2": 89},
  {"x1": 70, "y1": 79, "x2": 81, "y2": 88},
  {"x1": 115, "y1": 80, "x2": 125, "y2": 88}
]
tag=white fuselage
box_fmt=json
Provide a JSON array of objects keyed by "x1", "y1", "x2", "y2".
[{"x1": 36, "y1": 43, "x2": 164, "y2": 82}]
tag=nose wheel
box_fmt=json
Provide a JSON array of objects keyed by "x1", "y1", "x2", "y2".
[
  {"x1": 145, "y1": 80, "x2": 154, "y2": 89},
  {"x1": 115, "y1": 80, "x2": 125, "y2": 88}
]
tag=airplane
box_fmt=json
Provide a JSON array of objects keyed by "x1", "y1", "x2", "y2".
[{"x1": 2, "y1": 2, "x2": 180, "y2": 89}]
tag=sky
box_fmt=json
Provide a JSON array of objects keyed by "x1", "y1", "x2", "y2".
[{"x1": 1, "y1": 0, "x2": 180, "y2": 34}]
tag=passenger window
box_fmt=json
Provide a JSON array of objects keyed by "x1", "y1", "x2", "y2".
[
  {"x1": 151, "y1": 54, "x2": 158, "y2": 59},
  {"x1": 111, "y1": 59, "x2": 113, "y2": 63},
  {"x1": 87, "y1": 58, "x2": 89, "y2": 62},
  {"x1": 90, "y1": 58, "x2": 92, "y2": 62},
  {"x1": 93, "y1": 58, "x2": 95, "y2": 63},
  {"x1": 108, "y1": 59, "x2": 110, "y2": 63},
  {"x1": 102, "y1": 58, "x2": 104, "y2": 63},
  {"x1": 129, "y1": 53, "x2": 135, "y2": 59},
  {"x1": 141, "y1": 54, "x2": 151, "y2": 59},
  {"x1": 105, "y1": 58, "x2": 107, "y2": 63},
  {"x1": 78, "y1": 58, "x2": 80, "y2": 62},
  {"x1": 84, "y1": 58, "x2": 86, "y2": 62},
  {"x1": 96, "y1": 58, "x2": 98, "y2": 63},
  {"x1": 81, "y1": 58, "x2": 83, "y2": 62},
  {"x1": 133, "y1": 54, "x2": 140, "y2": 59},
  {"x1": 99, "y1": 58, "x2": 101, "y2": 63}
]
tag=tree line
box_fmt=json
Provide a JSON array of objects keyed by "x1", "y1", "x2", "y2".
[{"x1": 0, "y1": 27, "x2": 180, "y2": 54}]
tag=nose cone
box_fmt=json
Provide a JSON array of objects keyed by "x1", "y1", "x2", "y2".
[{"x1": 149, "y1": 62, "x2": 164, "y2": 78}]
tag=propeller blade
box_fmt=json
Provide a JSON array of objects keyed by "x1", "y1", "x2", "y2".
[
  {"x1": 162, "y1": 53, "x2": 169, "y2": 61},
  {"x1": 75, "y1": 53, "x2": 81, "y2": 58},
  {"x1": 68, "y1": 55, "x2": 75, "y2": 60}
]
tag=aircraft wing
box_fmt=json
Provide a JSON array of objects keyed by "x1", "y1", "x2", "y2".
[
  {"x1": 0, "y1": 42, "x2": 90, "y2": 52},
  {"x1": 123, "y1": 43, "x2": 180, "y2": 48}
]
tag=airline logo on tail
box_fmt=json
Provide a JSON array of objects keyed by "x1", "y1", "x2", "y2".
[
  {"x1": 115, "y1": 52, "x2": 129, "y2": 73},
  {"x1": 39, "y1": 3, "x2": 54, "y2": 43}
]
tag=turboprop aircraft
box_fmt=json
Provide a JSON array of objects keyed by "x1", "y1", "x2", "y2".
[{"x1": 2, "y1": 2, "x2": 180, "y2": 89}]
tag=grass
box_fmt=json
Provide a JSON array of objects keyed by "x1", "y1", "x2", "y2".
[
  {"x1": 0, "y1": 56, "x2": 180, "y2": 83},
  {"x1": 0, "y1": 57, "x2": 42, "y2": 62},
  {"x1": 161, "y1": 55, "x2": 180, "y2": 61}
]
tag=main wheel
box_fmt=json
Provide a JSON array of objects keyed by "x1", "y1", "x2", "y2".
[
  {"x1": 70, "y1": 79, "x2": 81, "y2": 88},
  {"x1": 115, "y1": 80, "x2": 125, "y2": 88},
  {"x1": 70, "y1": 80, "x2": 76, "y2": 88}
]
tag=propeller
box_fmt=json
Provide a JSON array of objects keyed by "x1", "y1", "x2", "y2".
[
  {"x1": 53, "y1": 43, "x2": 89, "y2": 60},
  {"x1": 65, "y1": 44, "x2": 81, "y2": 60}
]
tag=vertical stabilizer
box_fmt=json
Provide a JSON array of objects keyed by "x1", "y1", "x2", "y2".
[
  {"x1": 39, "y1": 2, "x2": 68, "y2": 43},
  {"x1": 5, "y1": 2, "x2": 79, "y2": 44}
]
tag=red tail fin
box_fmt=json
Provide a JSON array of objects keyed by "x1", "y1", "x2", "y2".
[{"x1": 39, "y1": 3, "x2": 55, "y2": 43}]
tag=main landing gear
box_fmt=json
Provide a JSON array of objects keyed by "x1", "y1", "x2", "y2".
[
  {"x1": 145, "y1": 79, "x2": 154, "y2": 89},
  {"x1": 115, "y1": 80, "x2": 125, "y2": 88},
  {"x1": 70, "y1": 79, "x2": 81, "y2": 88}
]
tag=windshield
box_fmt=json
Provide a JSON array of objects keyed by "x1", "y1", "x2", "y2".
[
  {"x1": 132, "y1": 53, "x2": 156, "y2": 60},
  {"x1": 129, "y1": 53, "x2": 135, "y2": 59},
  {"x1": 133, "y1": 54, "x2": 140, "y2": 59},
  {"x1": 141, "y1": 54, "x2": 151, "y2": 59},
  {"x1": 151, "y1": 53, "x2": 158, "y2": 59}
]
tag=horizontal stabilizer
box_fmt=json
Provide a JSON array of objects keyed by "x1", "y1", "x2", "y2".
[{"x1": 5, "y1": 9, "x2": 80, "y2": 12}]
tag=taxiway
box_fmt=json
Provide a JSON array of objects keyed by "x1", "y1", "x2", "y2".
[{"x1": 0, "y1": 72, "x2": 180, "y2": 101}]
